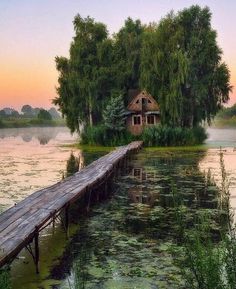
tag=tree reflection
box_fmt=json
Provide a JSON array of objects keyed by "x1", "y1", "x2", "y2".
[{"x1": 0, "y1": 127, "x2": 63, "y2": 145}]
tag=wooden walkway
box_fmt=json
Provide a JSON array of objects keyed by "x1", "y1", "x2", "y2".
[{"x1": 0, "y1": 141, "x2": 142, "y2": 272}]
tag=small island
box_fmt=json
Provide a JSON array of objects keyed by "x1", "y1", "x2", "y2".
[{"x1": 54, "y1": 5, "x2": 231, "y2": 147}]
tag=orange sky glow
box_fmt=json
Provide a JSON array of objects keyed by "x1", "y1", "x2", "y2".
[{"x1": 0, "y1": 0, "x2": 235, "y2": 111}]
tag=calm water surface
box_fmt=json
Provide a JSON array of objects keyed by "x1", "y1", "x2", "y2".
[
  {"x1": 0, "y1": 127, "x2": 235, "y2": 289},
  {"x1": 0, "y1": 127, "x2": 78, "y2": 212}
]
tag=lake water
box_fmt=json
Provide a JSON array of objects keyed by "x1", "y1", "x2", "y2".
[
  {"x1": 0, "y1": 127, "x2": 78, "y2": 213},
  {"x1": 0, "y1": 126, "x2": 235, "y2": 289}
]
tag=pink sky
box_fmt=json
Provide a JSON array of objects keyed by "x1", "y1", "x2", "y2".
[{"x1": 0, "y1": 0, "x2": 235, "y2": 111}]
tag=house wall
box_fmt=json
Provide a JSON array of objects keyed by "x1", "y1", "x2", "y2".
[
  {"x1": 126, "y1": 115, "x2": 143, "y2": 135},
  {"x1": 126, "y1": 114, "x2": 160, "y2": 135}
]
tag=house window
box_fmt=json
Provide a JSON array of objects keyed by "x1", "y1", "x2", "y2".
[
  {"x1": 142, "y1": 98, "x2": 147, "y2": 105},
  {"x1": 136, "y1": 99, "x2": 140, "y2": 104},
  {"x1": 146, "y1": 115, "x2": 155, "y2": 125},
  {"x1": 133, "y1": 115, "x2": 141, "y2": 125}
]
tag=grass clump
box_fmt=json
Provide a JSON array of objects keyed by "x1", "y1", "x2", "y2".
[
  {"x1": 66, "y1": 152, "x2": 79, "y2": 177},
  {"x1": 173, "y1": 151, "x2": 236, "y2": 289},
  {"x1": 80, "y1": 124, "x2": 135, "y2": 146},
  {"x1": 80, "y1": 124, "x2": 207, "y2": 147},
  {"x1": 141, "y1": 125, "x2": 207, "y2": 146}
]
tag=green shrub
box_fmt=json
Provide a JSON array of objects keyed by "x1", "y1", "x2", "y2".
[
  {"x1": 141, "y1": 125, "x2": 207, "y2": 146},
  {"x1": 0, "y1": 268, "x2": 11, "y2": 289},
  {"x1": 192, "y1": 126, "x2": 208, "y2": 144},
  {"x1": 0, "y1": 119, "x2": 4, "y2": 128},
  {"x1": 173, "y1": 153, "x2": 236, "y2": 289},
  {"x1": 66, "y1": 152, "x2": 79, "y2": 177},
  {"x1": 80, "y1": 125, "x2": 135, "y2": 146}
]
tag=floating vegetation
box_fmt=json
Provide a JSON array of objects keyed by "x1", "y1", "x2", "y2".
[{"x1": 8, "y1": 147, "x2": 236, "y2": 289}]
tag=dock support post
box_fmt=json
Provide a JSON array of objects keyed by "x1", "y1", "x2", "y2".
[
  {"x1": 35, "y1": 228, "x2": 39, "y2": 274},
  {"x1": 65, "y1": 204, "x2": 69, "y2": 238},
  {"x1": 86, "y1": 189, "x2": 91, "y2": 213},
  {"x1": 105, "y1": 181, "x2": 108, "y2": 197}
]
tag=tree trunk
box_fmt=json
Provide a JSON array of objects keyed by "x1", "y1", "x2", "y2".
[{"x1": 89, "y1": 103, "x2": 93, "y2": 126}]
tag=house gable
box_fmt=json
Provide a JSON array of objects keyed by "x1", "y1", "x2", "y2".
[{"x1": 127, "y1": 90, "x2": 159, "y2": 112}]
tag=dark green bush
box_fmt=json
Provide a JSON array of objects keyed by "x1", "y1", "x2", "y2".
[
  {"x1": 80, "y1": 125, "x2": 135, "y2": 146},
  {"x1": 66, "y1": 152, "x2": 79, "y2": 177},
  {"x1": 0, "y1": 268, "x2": 11, "y2": 289},
  {"x1": 0, "y1": 119, "x2": 4, "y2": 128},
  {"x1": 141, "y1": 125, "x2": 207, "y2": 146},
  {"x1": 81, "y1": 124, "x2": 207, "y2": 147}
]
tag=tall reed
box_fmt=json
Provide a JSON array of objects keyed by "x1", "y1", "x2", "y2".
[{"x1": 174, "y1": 151, "x2": 236, "y2": 289}]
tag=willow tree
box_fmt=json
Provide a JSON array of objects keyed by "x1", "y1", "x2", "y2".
[
  {"x1": 113, "y1": 18, "x2": 144, "y2": 104},
  {"x1": 141, "y1": 6, "x2": 231, "y2": 127},
  {"x1": 53, "y1": 15, "x2": 112, "y2": 132}
]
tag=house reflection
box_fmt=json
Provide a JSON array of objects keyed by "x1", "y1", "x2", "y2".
[{"x1": 128, "y1": 167, "x2": 159, "y2": 206}]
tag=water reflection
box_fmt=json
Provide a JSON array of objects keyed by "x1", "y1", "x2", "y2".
[
  {"x1": 127, "y1": 150, "x2": 219, "y2": 210},
  {"x1": 5, "y1": 128, "x2": 236, "y2": 289},
  {"x1": 128, "y1": 168, "x2": 159, "y2": 206},
  {"x1": 0, "y1": 127, "x2": 68, "y2": 145},
  {"x1": 0, "y1": 127, "x2": 76, "y2": 212},
  {"x1": 11, "y1": 148, "x2": 225, "y2": 289},
  {"x1": 199, "y1": 147, "x2": 236, "y2": 213},
  {"x1": 206, "y1": 128, "x2": 236, "y2": 147}
]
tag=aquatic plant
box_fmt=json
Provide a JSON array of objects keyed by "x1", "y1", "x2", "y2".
[
  {"x1": 66, "y1": 152, "x2": 79, "y2": 177},
  {"x1": 0, "y1": 268, "x2": 11, "y2": 289},
  {"x1": 174, "y1": 152, "x2": 236, "y2": 289}
]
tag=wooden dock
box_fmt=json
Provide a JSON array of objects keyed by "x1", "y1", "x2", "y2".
[{"x1": 0, "y1": 141, "x2": 142, "y2": 272}]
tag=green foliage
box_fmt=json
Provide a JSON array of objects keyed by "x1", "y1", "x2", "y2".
[
  {"x1": 103, "y1": 93, "x2": 126, "y2": 132},
  {"x1": 37, "y1": 109, "x2": 52, "y2": 121},
  {"x1": 54, "y1": 15, "x2": 145, "y2": 132},
  {"x1": 53, "y1": 14, "x2": 112, "y2": 132},
  {"x1": 141, "y1": 125, "x2": 207, "y2": 146},
  {"x1": 214, "y1": 104, "x2": 236, "y2": 127},
  {"x1": 173, "y1": 154, "x2": 236, "y2": 289},
  {"x1": 0, "y1": 119, "x2": 4, "y2": 128},
  {"x1": 21, "y1": 104, "x2": 34, "y2": 117},
  {"x1": 140, "y1": 5, "x2": 231, "y2": 128},
  {"x1": 80, "y1": 124, "x2": 135, "y2": 146},
  {"x1": 0, "y1": 110, "x2": 6, "y2": 117},
  {"x1": 54, "y1": 6, "x2": 231, "y2": 134},
  {"x1": 0, "y1": 268, "x2": 11, "y2": 289},
  {"x1": 217, "y1": 104, "x2": 236, "y2": 119},
  {"x1": 48, "y1": 107, "x2": 61, "y2": 119},
  {"x1": 112, "y1": 18, "x2": 144, "y2": 103},
  {"x1": 0, "y1": 118, "x2": 65, "y2": 128},
  {"x1": 66, "y1": 152, "x2": 79, "y2": 177}
]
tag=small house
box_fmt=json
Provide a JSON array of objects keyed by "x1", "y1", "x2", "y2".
[{"x1": 126, "y1": 90, "x2": 160, "y2": 135}]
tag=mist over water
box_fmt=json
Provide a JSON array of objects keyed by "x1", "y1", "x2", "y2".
[
  {"x1": 0, "y1": 127, "x2": 77, "y2": 212},
  {"x1": 205, "y1": 127, "x2": 236, "y2": 148}
]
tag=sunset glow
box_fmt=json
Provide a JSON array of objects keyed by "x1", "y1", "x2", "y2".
[{"x1": 0, "y1": 0, "x2": 235, "y2": 110}]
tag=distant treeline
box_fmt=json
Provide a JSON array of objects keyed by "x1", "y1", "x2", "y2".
[
  {"x1": 214, "y1": 104, "x2": 236, "y2": 127},
  {"x1": 0, "y1": 105, "x2": 61, "y2": 119},
  {"x1": 0, "y1": 105, "x2": 65, "y2": 129},
  {"x1": 217, "y1": 104, "x2": 236, "y2": 119}
]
